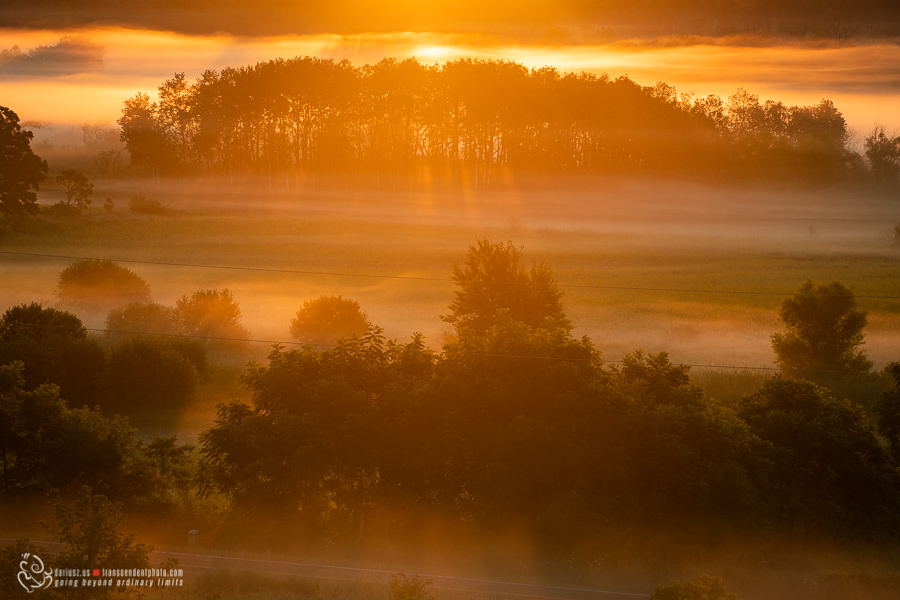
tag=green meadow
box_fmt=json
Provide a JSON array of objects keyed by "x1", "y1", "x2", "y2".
[{"x1": 4, "y1": 179, "x2": 898, "y2": 376}]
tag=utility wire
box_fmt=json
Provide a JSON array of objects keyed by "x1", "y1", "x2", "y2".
[
  {"x1": 3, "y1": 250, "x2": 899, "y2": 300},
  {"x1": 64, "y1": 326, "x2": 884, "y2": 375},
  {"x1": 0, "y1": 320, "x2": 879, "y2": 374}
]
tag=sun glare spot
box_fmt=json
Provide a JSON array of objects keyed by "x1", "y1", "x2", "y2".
[{"x1": 415, "y1": 45, "x2": 452, "y2": 59}]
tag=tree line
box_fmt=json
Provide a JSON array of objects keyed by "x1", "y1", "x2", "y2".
[
  {"x1": 117, "y1": 57, "x2": 899, "y2": 187},
  {"x1": 193, "y1": 242, "x2": 900, "y2": 547},
  {"x1": 2, "y1": 241, "x2": 899, "y2": 555},
  {"x1": 6, "y1": 240, "x2": 899, "y2": 551}
]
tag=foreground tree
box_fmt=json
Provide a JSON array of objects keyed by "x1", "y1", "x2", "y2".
[
  {"x1": 442, "y1": 239, "x2": 572, "y2": 336},
  {"x1": 771, "y1": 279, "x2": 872, "y2": 375},
  {"x1": 0, "y1": 105, "x2": 48, "y2": 220},
  {"x1": 875, "y1": 361, "x2": 900, "y2": 464},
  {"x1": 289, "y1": 295, "x2": 371, "y2": 346},
  {"x1": 738, "y1": 376, "x2": 900, "y2": 537},
  {"x1": 0, "y1": 302, "x2": 86, "y2": 341},
  {"x1": 0, "y1": 304, "x2": 105, "y2": 405},
  {"x1": 43, "y1": 486, "x2": 152, "y2": 600}
]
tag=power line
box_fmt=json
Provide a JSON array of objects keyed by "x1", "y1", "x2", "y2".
[
  {"x1": 3, "y1": 250, "x2": 899, "y2": 300},
  {"x1": 0, "y1": 319, "x2": 877, "y2": 375},
  {"x1": 88, "y1": 327, "x2": 868, "y2": 375}
]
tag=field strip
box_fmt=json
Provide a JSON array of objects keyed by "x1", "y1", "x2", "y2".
[{"x1": 0, "y1": 537, "x2": 649, "y2": 599}]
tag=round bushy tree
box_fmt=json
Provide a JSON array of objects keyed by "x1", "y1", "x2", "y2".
[
  {"x1": 289, "y1": 295, "x2": 371, "y2": 346},
  {"x1": 175, "y1": 289, "x2": 250, "y2": 349},
  {"x1": 0, "y1": 303, "x2": 105, "y2": 405},
  {"x1": 771, "y1": 279, "x2": 872, "y2": 375},
  {"x1": 442, "y1": 238, "x2": 572, "y2": 337},
  {"x1": 0, "y1": 302, "x2": 86, "y2": 341},
  {"x1": 57, "y1": 260, "x2": 152, "y2": 310}
]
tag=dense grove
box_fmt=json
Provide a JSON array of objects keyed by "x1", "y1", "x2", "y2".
[
  {"x1": 196, "y1": 326, "x2": 900, "y2": 547},
  {"x1": 118, "y1": 57, "x2": 877, "y2": 186},
  {"x1": 3, "y1": 243, "x2": 899, "y2": 555}
]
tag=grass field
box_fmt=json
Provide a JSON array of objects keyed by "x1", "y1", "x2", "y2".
[{"x1": 4, "y1": 177, "x2": 898, "y2": 372}]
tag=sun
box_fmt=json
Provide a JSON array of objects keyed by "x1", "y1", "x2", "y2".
[{"x1": 415, "y1": 45, "x2": 452, "y2": 60}]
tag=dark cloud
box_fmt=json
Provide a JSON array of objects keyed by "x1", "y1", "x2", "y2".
[
  {"x1": 0, "y1": 35, "x2": 106, "y2": 76},
  {"x1": 1, "y1": 1, "x2": 899, "y2": 39}
]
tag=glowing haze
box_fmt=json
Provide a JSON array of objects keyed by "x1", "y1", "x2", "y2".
[{"x1": 2, "y1": 26, "x2": 899, "y2": 140}]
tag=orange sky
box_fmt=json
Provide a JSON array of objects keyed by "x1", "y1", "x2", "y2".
[{"x1": 2, "y1": 27, "x2": 898, "y2": 143}]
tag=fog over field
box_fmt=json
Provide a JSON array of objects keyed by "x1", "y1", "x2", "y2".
[
  {"x1": 5, "y1": 177, "x2": 898, "y2": 375},
  {"x1": 3, "y1": 3, "x2": 900, "y2": 600}
]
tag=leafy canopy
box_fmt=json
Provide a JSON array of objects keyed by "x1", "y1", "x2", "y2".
[
  {"x1": 0, "y1": 105, "x2": 47, "y2": 220},
  {"x1": 443, "y1": 238, "x2": 571, "y2": 336},
  {"x1": 57, "y1": 259, "x2": 152, "y2": 310},
  {"x1": 771, "y1": 278, "x2": 871, "y2": 374},
  {"x1": 289, "y1": 295, "x2": 371, "y2": 346}
]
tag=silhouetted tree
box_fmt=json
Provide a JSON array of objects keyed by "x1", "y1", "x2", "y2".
[
  {"x1": 0, "y1": 362, "x2": 147, "y2": 499},
  {"x1": 771, "y1": 279, "x2": 872, "y2": 375},
  {"x1": 443, "y1": 238, "x2": 571, "y2": 336},
  {"x1": 53, "y1": 169, "x2": 94, "y2": 215},
  {"x1": 738, "y1": 376, "x2": 900, "y2": 537},
  {"x1": 174, "y1": 288, "x2": 250, "y2": 348},
  {"x1": 875, "y1": 362, "x2": 900, "y2": 464},
  {"x1": 118, "y1": 92, "x2": 170, "y2": 179},
  {"x1": 0, "y1": 304, "x2": 105, "y2": 405},
  {"x1": 289, "y1": 295, "x2": 371, "y2": 346},
  {"x1": 43, "y1": 486, "x2": 152, "y2": 597},
  {"x1": 57, "y1": 260, "x2": 152, "y2": 310},
  {"x1": 0, "y1": 105, "x2": 47, "y2": 220},
  {"x1": 0, "y1": 302, "x2": 86, "y2": 341},
  {"x1": 865, "y1": 126, "x2": 900, "y2": 182}
]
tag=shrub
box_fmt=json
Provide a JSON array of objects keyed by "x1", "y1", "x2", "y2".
[
  {"x1": 289, "y1": 295, "x2": 372, "y2": 346},
  {"x1": 894, "y1": 222, "x2": 900, "y2": 246},
  {"x1": 128, "y1": 195, "x2": 168, "y2": 215},
  {"x1": 389, "y1": 573, "x2": 440, "y2": 600},
  {"x1": 57, "y1": 259, "x2": 152, "y2": 310},
  {"x1": 651, "y1": 575, "x2": 737, "y2": 600}
]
